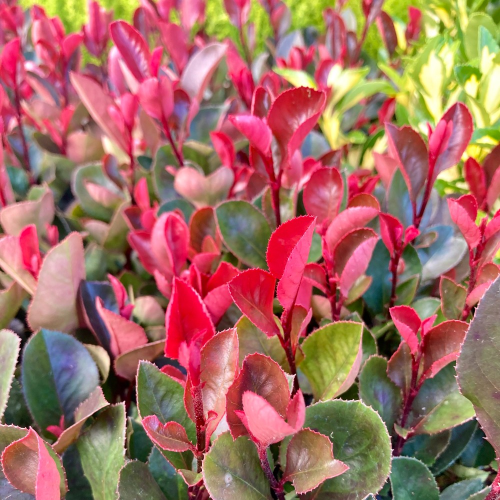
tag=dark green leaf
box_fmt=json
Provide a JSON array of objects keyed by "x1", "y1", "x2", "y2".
[
  {"x1": 117, "y1": 461, "x2": 166, "y2": 500},
  {"x1": 390, "y1": 457, "x2": 439, "y2": 500},
  {"x1": 148, "y1": 447, "x2": 188, "y2": 500}
]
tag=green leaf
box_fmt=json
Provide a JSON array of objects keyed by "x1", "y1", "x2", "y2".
[
  {"x1": 22, "y1": 329, "x2": 100, "y2": 435},
  {"x1": 431, "y1": 421, "x2": 477, "y2": 475},
  {"x1": 215, "y1": 201, "x2": 271, "y2": 269},
  {"x1": 440, "y1": 277, "x2": 467, "y2": 320},
  {"x1": 0, "y1": 282, "x2": 27, "y2": 330},
  {"x1": 458, "y1": 276, "x2": 500, "y2": 455},
  {"x1": 440, "y1": 479, "x2": 485, "y2": 500},
  {"x1": 300, "y1": 322, "x2": 363, "y2": 400},
  {"x1": 203, "y1": 433, "x2": 272, "y2": 500},
  {"x1": 408, "y1": 364, "x2": 475, "y2": 435},
  {"x1": 274, "y1": 68, "x2": 317, "y2": 89},
  {"x1": 401, "y1": 432, "x2": 451, "y2": 466},
  {"x1": 303, "y1": 400, "x2": 391, "y2": 499},
  {"x1": 0, "y1": 330, "x2": 20, "y2": 420},
  {"x1": 77, "y1": 404, "x2": 126, "y2": 500},
  {"x1": 390, "y1": 457, "x2": 439, "y2": 500},
  {"x1": 464, "y1": 13, "x2": 498, "y2": 59},
  {"x1": 153, "y1": 146, "x2": 179, "y2": 201},
  {"x1": 148, "y1": 447, "x2": 187, "y2": 500},
  {"x1": 117, "y1": 461, "x2": 166, "y2": 500},
  {"x1": 359, "y1": 356, "x2": 402, "y2": 433},
  {"x1": 136, "y1": 361, "x2": 195, "y2": 470},
  {"x1": 283, "y1": 429, "x2": 348, "y2": 494}
]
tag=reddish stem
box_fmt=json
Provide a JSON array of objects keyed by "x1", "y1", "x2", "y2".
[
  {"x1": 258, "y1": 445, "x2": 285, "y2": 500},
  {"x1": 388, "y1": 250, "x2": 402, "y2": 313},
  {"x1": 279, "y1": 312, "x2": 300, "y2": 396},
  {"x1": 14, "y1": 87, "x2": 33, "y2": 183},
  {"x1": 161, "y1": 117, "x2": 184, "y2": 167},
  {"x1": 393, "y1": 353, "x2": 421, "y2": 456},
  {"x1": 486, "y1": 471, "x2": 500, "y2": 500},
  {"x1": 192, "y1": 384, "x2": 206, "y2": 473}
]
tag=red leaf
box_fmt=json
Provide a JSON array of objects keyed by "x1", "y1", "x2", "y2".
[
  {"x1": 373, "y1": 152, "x2": 398, "y2": 189},
  {"x1": 267, "y1": 216, "x2": 316, "y2": 312},
  {"x1": 226, "y1": 353, "x2": 290, "y2": 439},
  {"x1": 324, "y1": 206, "x2": 379, "y2": 253},
  {"x1": 267, "y1": 87, "x2": 326, "y2": 167},
  {"x1": 303, "y1": 167, "x2": 344, "y2": 230},
  {"x1": 96, "y1": 298, "x2": 148, "y2": 358},
  {"x1": 385, "y1": 123, "x2": 429, "y2": 203},
  {"x1": 210, "y1": 131, "x2": 236, "y2": 168},
  {"x1": 240, "y1": 390, "x2": 304, "y2": 445},
  {"x1": 229, "y1": 269, "x2": 280, "y2": 337},
  {"x1": 142, "y1": 416, "x2": 192, "y2": 452},
  {"x1": 377, "y1": 11, "x2": 398, "y2": 56},
  {"x1": 159, "y1": 22, "x2": 189, "y2": 74},
  {"x1": 390, "y1": 305, "x2": 421, "y2": 355},
  {"x1": 229, "y1": 115, "x2": 272, "y2": 155},
  {"x1": 447, "y1": 194, "x2": 480, "y2": 249},
  {"x1": 433, "y1": 103, "x2": 473, "y2": 181},
  {"x1": 420, "y1": 320, "x2": 468, "y2": 381},
  {"x1": 19, "y1": 224, "x2": 41, "y2": 278},
  {"x1": 164, "y1": 211, "x2": 189, "y2": 277},
  {"x1": 109, "y1": 20, "x2": 150, "y2": 82},
  {"x1": 379, "y1": 213, "x2": 403, "y2": 257},
  {"x1": 333, "y1": 228, "x2": 378, "y2": 296},
  {"x1": 464, "y1": 157, "x2": 486, "y2": 208},
  {"x1": 165, "y1": 278, "x2": 215, "y2": 363},
  {"x1": 1, "y1": 428, "x2": 65, "y2": 499}
]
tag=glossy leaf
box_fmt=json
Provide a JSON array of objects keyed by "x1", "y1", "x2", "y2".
[
  {"x1": 22, "y1": 329, "x2": 99, "y2": 434},
  {"x1": 77, "y1": 404, "x2": 126, "y2": 500},
  {"x1": 390, "y1": 457, "x2": 439, "y2": 500},
  {"x1": 216, "y1": 201, "x2": 271, "y2": 269},
  {"x1": 283, "y1": 429, "x2": 349, "y2": 494},
  {"x1": 458, "y1": 276, "x2": 500, "y2": 455},
  {"x1": 118, "y1": 461, "x2": 166, "y2": 500},
  {"x1": 300, "y1": 322, "x2": 363, "y2": 400},
  {"x1": 359, "y1": 355, "x2": 402, "y2": 432},
  {"x1": 303, "y1": 400, "x2": 391, "y2": 499},
  {"x1": 142, "y1": 417, "x2": 192, "y2": 452}
]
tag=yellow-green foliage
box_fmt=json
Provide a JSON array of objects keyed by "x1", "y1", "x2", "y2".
[{"x1": 21, "y1": 0, "x2": 414, "y2": 53}]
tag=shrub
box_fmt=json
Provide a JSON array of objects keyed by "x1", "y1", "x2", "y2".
[{"x1": 1, "y1": 0, "x2": 500, "y2": 499}]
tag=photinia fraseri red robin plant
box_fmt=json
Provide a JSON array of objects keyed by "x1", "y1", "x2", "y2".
[{"x1": 2, "y1": 0, "x2": 500, "y2": 498}]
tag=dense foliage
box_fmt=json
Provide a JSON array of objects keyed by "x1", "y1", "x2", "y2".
[{"x1": 1, "y1": 0, "x2": 500, "y2": 498}]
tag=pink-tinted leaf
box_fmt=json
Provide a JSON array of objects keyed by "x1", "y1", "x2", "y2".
[
  {"x1": 229, "y1": 115, "x2": 272, "y2": 155},
  {"x1": 373, "y1": 152, "x2": 398, "y2": 189},
  {"x1": 142, "y1": 416, "x2": 192, "y2": 452},
  {"x1": 53, "y1": 387, "x2": 109, "y2": 454},
  {"x1": 96, "y1": 299, "x2": 148, "y2": 358},
  {"x1": 160, "y1": 22, "x2": 189, "y2": 74},
  {"x1": 70, "y1": 73, "x2": 128, "y2": 151},
  {"x1": 165, "y1": 278, "x2": 215, "y2": 363},
  {"x1": 387, "y1": 341, "x2": 412, "y2": 394},
  {"x1": 379, "y1": 213, "x2": 403, "y2": 257},
  {"x1": 180, "y1": 43, "x2": 226, "y2": 102},
  {"x1": 240, "y1": 391, "x2": 302, "y2": 445},
  {"x1": 303, "y1": 167, "x2": 344, "y2": 229},
  {"x1": 486, "y1": 167, "x2": 500, "y2": 213},
  {"x1": 336, "y1": 229, "x2": 378, "y2": 297},
  {"x1": 19, "y1": 224, "x2": 41, "y2": 278},
  {"x1": 283, "y1": 429, "x2": 349, "y2": 494},
  {"x1": 199, "y1": 329, "x2": 239, "y2": 439},
  {"x1": 385, "y1": 123, "x2": 428, "y2": 203},
  {"x1": 174, "y1": 166, "x2": 234, "y2": 208},
  {"x1": 138, "y1": 76, "x2": 174, "y2": 121},
  {"x1": 211, "y1": 131, "x2": 236, "y2": 168},
  {"x1": 433, "y1": 103, "x2": 473, "y2": 180},
  {"x1": 28, "y1": 233, "x2": 86, "y2": 333},
  {"x1": 109, "y1": 20, "x2": 150, "y2": 82},
  {"x1": 226, "y1": 353, "x2": 290, "y2": 439},
  {"x1": 267, "y1": 216, "x2": 316, "y2": 312},
  {"x1": 267, "y1": 87, "x2": 326, "y2": 166},
  {"x1": 164, "y1": 211, "x2": 189, "y2": 276},
  {"x1": 447, "y1": 194, "x2": 480, "y2": 249},
  {"x1": 229, "y1": 269, "x2": 280, "y2": 337},
  {"x1": 0, "y1": 188, "x2": 55, "y2": 237},
  {"x1": 0, "y1": 235, "x2": 37, "y2": 294},
  {"x1": 420, "y1": 320, "x2": 468, "y2": 381},
  {"x1": 1, "y1": 427, "x2": 66, "y2": 498},
  {"x1": 114, "y1": 340, "x2": 165, "y2": 380},
  {"x1": 390, "y1": 305, "x2": 421, "y2": 355},
  {"x1": 325, "y1": 206, "x2": 379, "y2": 253}
]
